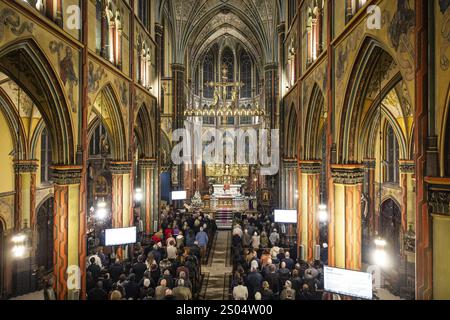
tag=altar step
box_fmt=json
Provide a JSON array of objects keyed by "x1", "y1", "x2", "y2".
[{"x1": 215, "y1": 211, "x2": 234, "y2": 230}]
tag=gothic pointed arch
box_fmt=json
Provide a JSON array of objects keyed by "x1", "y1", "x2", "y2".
[
  {"x1": 0, "y1": 88, "x2": 28, "y2": 160},
  {"x1": 304, "y1": 84, "x2": 325, "y2": 160},
  {"x1": 134, "y1": 102, "x2": 155, "y2": 158},
  {"x1": 90, "y1": 83, "x2": 127, "y2": 161},
  {"x1": 339, "y1": 37, "x2": 411, "y2": 164},
  {"x1": 285, "y1": 103, "x2": 298, "y2": 159},
  {"x1": 0, "y1": 39, "x2": 75, "y2": 165}
]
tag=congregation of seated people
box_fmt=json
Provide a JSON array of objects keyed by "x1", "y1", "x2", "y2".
[
  {"x1": 230, "y1": 212, "x2": 325, "y2": 301},
  {"x1": 84, "y1": 207, "x2": 216, "y2": 301}
]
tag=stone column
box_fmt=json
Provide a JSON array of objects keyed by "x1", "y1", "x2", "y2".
[
  {"x1": 110, "y1": 162, "x2": 132, "y2": 229},
  {"x1": 14, "y1": 160, "x2": 38, "y2": 231},
  {"x1": 363, "y1": 159, "x2": 376, "y2": 236},
  {"x1": 172, "y1": 63, "x2": 188, "y2": 194},
  {"x1": 414, "y1": 0, "x2": 431, "y2": 300},
  {"x1": 330, "y1": 165, "x2": 364, "y2": 271},
  {"x1": 428, "y1": 180, "x2": 450, "y2": 299},
  {"x1": 264, "y1": 63, "x2": 278, "y2": 134},
  {"x1": 399, "y1": 160, "x2": 415, "y2": 233},
  {"x1": 52, "y1": 166, "x2": 83, "y2": 300},
  {"x1": 139, "y1": 159, "x2": 158, "y2": 234},
  {"x1": 298, "y1": 161, "x2": 321, "y2": 261}
]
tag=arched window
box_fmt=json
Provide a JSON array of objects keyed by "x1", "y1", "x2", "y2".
[
  {"x1": 90, "y1": 123, "x2": 110, "y2": 157},
  {"x1": 138, "y1": 40, "x2": 151, "y2": 89},
  {"x1": 96, "y1": 0, "x2": 122, "y2": 68},
  {"x1": 305, "y1": 0, "x2": 324, "y2": 66},
  {"x1": 222, "y1": 47, "x2": 234, "y2": 99},
  {"x1": 386, "y1": 124, "x2": 399, "y2": 184},
  {"x1": 40, "y1": 128, "x2": 53, "y2": 184},
  {"x1": 240, "y1": 51, "x2": 252, "y2": 98},
  {"x1": 25, "y1": 0, "x2": 63, "y2": 27},
  {"x1": 346, "y1": 0, "x2": 368, "y2": 23},
  {"x1": 203, "y1": 50, "x2": 215, "y2": 99},
  {"x1": 288, "y1": 0, "x2": 297, "y2": 26},
  {"x1": 96, "y1": 0, "x2": 103, "y2": 54},
  {"x1": 138, "y1": 0, "x2": 149, "y2": 29}
]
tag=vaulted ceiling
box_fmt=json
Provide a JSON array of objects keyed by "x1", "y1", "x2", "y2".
[{"x1": 158, "y1": 0, "x2": 283, "y2": 66}]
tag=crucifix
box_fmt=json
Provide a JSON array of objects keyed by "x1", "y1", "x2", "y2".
[{"x1": 205, "y1": 63, "x2": 244, "y2": 108}]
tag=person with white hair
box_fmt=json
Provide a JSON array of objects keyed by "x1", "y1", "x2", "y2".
[
  {"x1": 282, "y1": 251, "x2": 295, "y2": 270},
  {"x1": 246, "y1": 265, "x2": 263, "y2": 300},
  {"x1": 280, "y1": 280, "x2": 296, "y2": 300},
  {"x1": 242, "y1": 229, "x2": 252, "y2": 248},
  {"x1": 269, "y1": 228, "x2": 280, "y2": 247},
  {"x1": 232, "y1": 224, "x2": 243, "y2": 238},
  {"x1": 251, "y1": 231, "x2": 261, "y2": 250},
  {"x1": 172, "y1": 278, "x2": 192, "y2": 300}
]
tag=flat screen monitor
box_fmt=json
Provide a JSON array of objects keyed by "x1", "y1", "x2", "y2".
[
  {"x1": 172, "y1": 191, "x2": 187, "y2": 201},
  {"x1": 274, "y1": 210, "x2": 298, "y2": 224},
  {"x1": 105, "y1": 227, "x2": 137, "y2": 246},
  {"x1": 324, "y1": 266, "x2": 373, "y2": 300}
]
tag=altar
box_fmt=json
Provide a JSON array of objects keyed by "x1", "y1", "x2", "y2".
[{"x1": 210, "y1": 184, "x2": 249, "y2": 211}]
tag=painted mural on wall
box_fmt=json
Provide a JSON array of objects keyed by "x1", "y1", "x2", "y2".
[
  {"x1": 88, "y1": 62, "x2": 107, "y2": 94},
  {"x1": 0, "y1": 8, "x2": 33, "y2": 42},
  {"x1": 335, "y1": 28, "x2": 364, "y2": 81},
  {"x1": 440, "y1": 0, "x2": 450, "y2": 70},
  {"x1": 115, "y1": 79, "x2": 129, "y2": 107},
  {"x1": 0, "y1": 194, "x2": 14, "y2": 230},
  {"x1": 49, "y1": 41, "x2": 79, "y2": 112},
  {"x1": 386, "y1": 0, "x2": 415, "y2": 81}
]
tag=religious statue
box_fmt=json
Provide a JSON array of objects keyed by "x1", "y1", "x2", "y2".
[
  {"x1": 213, "y1": 87, "x2": 220, "y2": 107},
  {"x1": 172, "y1": 166, "x2": 178, "y2": 185},
  {"x1": 361, "y1": 193, "x2": 369, "y2": 221},
  {"x1": 231, "y1": 87, "x2": 238, "y2": 107},
  {"x1": 100, "y1": 134, "x2": 110, "y2": 156}
]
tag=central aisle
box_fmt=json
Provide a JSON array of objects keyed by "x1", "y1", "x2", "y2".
[{"x1": 200, "y1": 231, "x2": 233, "y2": 300}]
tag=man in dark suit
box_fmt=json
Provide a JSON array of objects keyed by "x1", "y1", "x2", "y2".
[
  {"x1": 109, "y1": 259, "x2": 124, "y2": 282},
  {"x1": 132, "y1": 255, "x2": 147, "y2": 282},
  {"x1": 265, "y1": 264, "x2": 280, "y2": 296},
  {"x1": 87, "y1": 257, "x2": 101, "y2": 282},
  {"x1": 246, "y1": 266, "x2": 263, "y2": 300},
  {"x1": 87, "y1": 281, "x2": 107, "y2": 300}
]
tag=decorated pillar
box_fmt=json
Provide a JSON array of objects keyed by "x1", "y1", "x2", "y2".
[
  {"x1": 282, "y1": 160, "x2": 296, "y2": 209},
  {"x1": 428, "y1": 179, "x2": 450, "y2": 299},
  {"x1": 298, "y1": 161, "x2": 321, "y2": 261},
  {"x1": 399, "y1": 160, "x2": 415, "y2": 233},
  {"x1": 363, "y1": 159, "x2": 376, "y2": 236},
  {"x1": 330, "y1": 165, "x2": 364, "y2": 271},
  {"x1": 264, "y1": 63, "x2": 279, "y2": 136},
  {"x1": 172, "y1": 63, "x2": 188, "y2": 194},
  {"x1": 414, "y1": 0, "x2": 431, "y2": 300},
  {"x1": 52, "y1": 166, "x2": 82, "y2": 300},
  {"x1": 14, "y1": 160, "x2": 38, "y2": 231},
  {"x1": 139, "y1": 159, "x2": 158, "y2": 234},
  {"x1": 110, "y1": 162, "x2": 132, "y2": 229}
]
